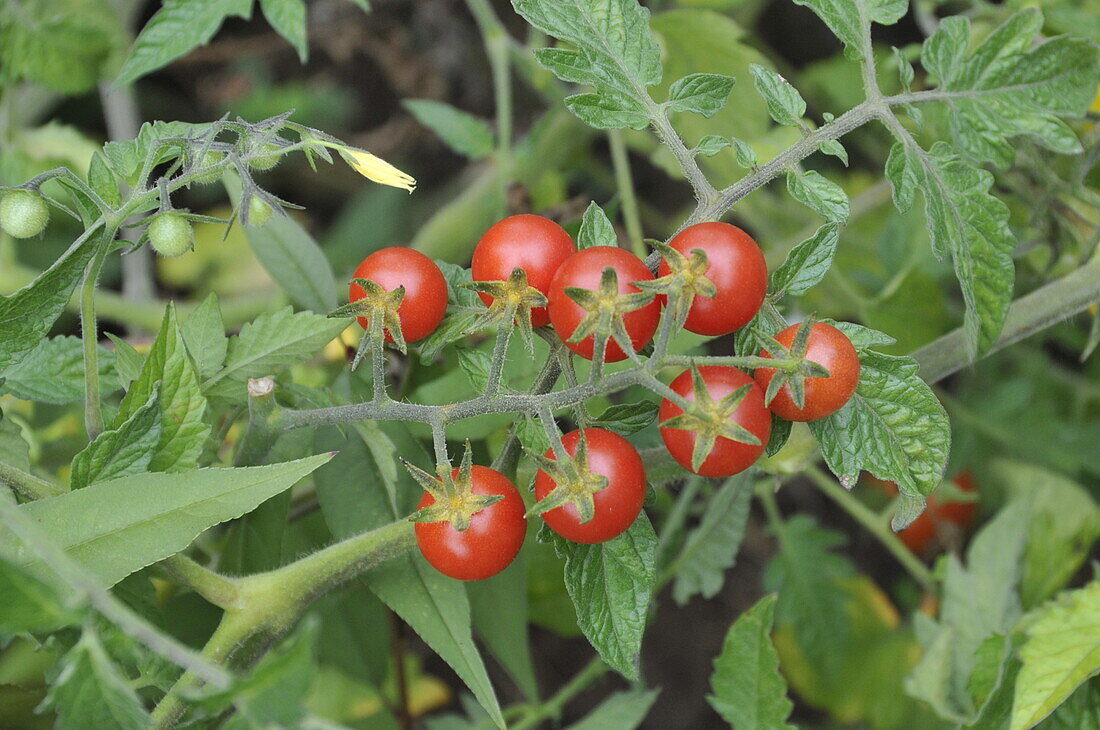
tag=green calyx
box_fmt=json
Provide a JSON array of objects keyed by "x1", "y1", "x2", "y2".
[
  {"x1": 404, "y1": 446, "x2": 502, "y2": 532},
  {"x1": 563, "y1": 266, "x2": 655, "y2": 360},
  {"x1": 527, "y1": 433, "x2": 608, "y2": 525},
  {"x1": 0, "y1": 189, "x2": 50, "y2": 239},
  {"x1": 328, "y1": 279, "x2": 408, "y2": 366},
  {"x1": 756, "y1": 317, "x2": 831, "y2": 409},
  {"x1": 660, "y1": 368, "x2": 763, "y2": 472},
  {"x1": 636, "y1": 242, "x2": 717, "y2": 313},
  {"x1": 470, "y1": 267, "x2": 548, "y2": 352}
]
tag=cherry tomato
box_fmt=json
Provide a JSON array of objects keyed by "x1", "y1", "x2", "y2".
[
  {"x1": 472, "y1": 214, "x2": 577, "y2": 327},
  {"x1": 754, "y1": 322, "x2": 860, "y2": 422},
  {"x1": 415, "y1": 465, "x2": 527, "y2": 581},
  {"x1": 547, "y1": 246, "x2": 661, "y2": 361},
  {"x1": 659, "y1": 366, "x2": 772, "y2": 478},
  {"x1": 659, "y1": 222, "x2": 767, "y2": 336},
  {"x1": 349, "y1": 247, "x2": 448, "y2": 343},
  {"x1": 147, "y1": 213, "x2": 194, "y2": 257},
  {"x1": 0, "y1": 190, "x2": 49, "y2": 239},
  {"x1": 867, "y1": 472, "x2": 979, "y2": 556},
  {"x1": 534, "y1": 428, "x2": 647, "y2": 544}
]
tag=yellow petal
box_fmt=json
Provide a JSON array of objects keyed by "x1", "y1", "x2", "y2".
[{"x1": 344, "y1": 149, "x2": 416, "y2": 192}]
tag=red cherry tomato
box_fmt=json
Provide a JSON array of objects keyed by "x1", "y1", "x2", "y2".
[
  {"x1": 868, "y1": 471, "x2": 979, "y2": 556},
  {"x1": 659, "y1": 222, "x2": 767, "y2": 336},
  {"x1": 415, "y1": 465, "x2": 527, "y2": 581},
  {"x1": 349, "y1": 247, "x2": 448, "y2": 343},
  {"x1": 534, "y1": 428, "x2": 647, "y2": 544},
  {"x1": 754, "y1": 322, "x2": 860, "y2": 422},
  {"x1": 547, "y1": 247, "x2": 661, "y2": 361},
  {"x1": 659, "y1": 366, "x2": 772, "y2": 478},
  {"x1": 472, "y1": 214, "x2": 577, "y2": 328}
]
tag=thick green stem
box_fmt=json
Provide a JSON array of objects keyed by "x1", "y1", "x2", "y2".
[
  {"x1": 0, "y1": 460, "x2": 66, "y2": 500},
  {"x1": 81, "y1": 238, "x2": 112, "y2": 439}
]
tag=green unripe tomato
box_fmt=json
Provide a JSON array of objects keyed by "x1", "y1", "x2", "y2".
[
  {"x1": 191, "y1": 151, "x2": 226, "y2": 185},
  {"x1": 247, "y1": 197, "x2": 274, "y2": 227},
  {"x1": 249, "y1": 144, "x2": 282, "y2": 171},
  {"x1": 147, "y1": 213, "x2": 194, "y2": 257},
  {"x1": 0, "y1": 190, "x2": 50, "y2": 239}
]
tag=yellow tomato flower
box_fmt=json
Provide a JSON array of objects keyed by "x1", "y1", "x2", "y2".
[{"x1": 342, "y1": 149, "x2": 416, "y2": 192}]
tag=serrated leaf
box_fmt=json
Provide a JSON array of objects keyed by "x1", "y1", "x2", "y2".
[
  {"x1": 0, "y1": 236, "x2": 97, "y2": 374},
  {"x1": 0, "y1": 336, "x2": 118, "y2": 404},
  {"x1": 456, "y1": 345, "x2": 492, "y2": 393},
  {"x1": 551, "y1": 514, "x2": 656, "y2": 679},
  {"x1": 182, "y1": 293, "x2": 229, "y2": 380},
  {"x1": 809, "y1": 351, "x2": 950, "y2": 527},
  {"x1": 750, "y1": 64, "x2": 806, "y2": 127},
  {"x1": 70, "y1": 393, "x2": 162, "y2": 490},
  {"x1": 577, "y1": 202, "x2": 618, "y2": 249},
  {"x1": 592, "y1": 401, "x2": 658, "y2": 436},
  {"x1": 823, "y1": 320, "x2": 897, "y2": 351},
  {"x1": 786, "y1": 170, "x2": 849, "y2": 223},
  {"x1": 708, "y1": 594, "x2": 795, "y2": 730},
  {"x1": 886, "y1": 141, "x2": 1014, "y2": 355},
  {"x1": 101, "y1": 120, "x2": 212, "y2": 186},
  {"x1": 769, "y1": 224, "x2": 840, "y2": 298},
  {"x1": 566, "y1": 93, "x2": 651, "y2": 130},
  {"x1": 565, "y1": 688, "x2": 659, "y2": 730},
  {"x1": 0, "y1": 456, "x2": 331, "y2": 588},
  {"x1": 259, "y1": 0, "x2": 308, "y2": 62},
  {"x1": 667, "y1": 73, "x2": 736, "y2": 118},
  {"x1": 116, "y1": 0, "x2": 253, "y2": 84},
  {"x1": 671, "y1": 474, "x2": 751, "y2": 605},
  {"x1": 105, "y1": 334, "x2": 144, "y2": 390},
  {"x1": 404, "y1": 100, "x2": 495, "y2": 159},
  {"x1": 205, "y1": 307, "x2": 349, "y2": 399},
  {"x1": 514, "y1": 416, "x2": 551, "y2": 455},
  {"x1": 0, "y1": 557, "x2": 81, "y2": 634},
  {"x1": 695, "y1": 135, "x2": 731, "y2": 158},
  {"x1": 41, "y1": 628, "x2": 149, "y2": 730},
  {"x1": 791, "y1": 0, "x2": 906, "y2": 60}
]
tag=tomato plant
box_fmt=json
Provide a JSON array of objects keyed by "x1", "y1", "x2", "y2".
[
  {"x1": 0, "y1": 190, "x2": 49, "y2": 239},
  {"x1": 348, "y1": 247, "x2": 449, "y2": 343},
  {"x1": 755, "y1": 321, "x2": 861, "y2": 422}
]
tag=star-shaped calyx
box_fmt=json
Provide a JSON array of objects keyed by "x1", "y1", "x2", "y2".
[
  {"x1": 661, "y1": 368, "x2": 765, "y2": 473},
  {"x1": 527, "y1": 433, "x2": 608, "y2": 525},
  {"x1": 327, "y1": 278, "x2": 407, "y2": 369},
  {"x1": 469, "y1": 267, "x2": 547, "y2": 352},
  {"x1": 755, "y1": 317, "x2": 832, "y2": 409},
  {"x1": 564, "y1": 266, "x2": 655, "y2": 362},
  {"x1": 634, "y1": 241, "x2": 716, "y2": 316},
  {"x1": 405, "y1": 444, "x2": 503, "y2": 532}
]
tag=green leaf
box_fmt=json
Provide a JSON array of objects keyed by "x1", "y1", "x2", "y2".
[
  {"x1": 518, "y1": 0, "x2": 661, "y2": 130},
  {"x1": 514, "y1": 416, "x2": 551, "y2": 455},
  {"x1": 456, "y1": 345, "x2": 492, "y2": 393},
  {"x1": 810, "y1": 350, "x2": 950, "y2": 528},
  {"x1": 551, "y1": 514, "x2": 657, "y2": 680},
  {"x1": 884, "y1": 141, "x2": 1014, "y2": 355},
  {"x1": 708, "y1": 594, "x2": 795, "y2": 729},
  {"x1": 819, "y1": 138, "x2": 848, "y2": 165},
  {"x1": 205, "y1": 307, "x2": 349, "y2": 399},
  {"x1": 769, "y1": 224, "x2": 840, "y2": 298},
  {"x1": 1011, "y1": 583, "x2": 1100, "y2": 730},
  {"x1": 731, "y1": 137, "x2": 758, "y2": 168},
  {"x1": 749, "y1": 64, "x2": 806, "y2": 127},
  {"x1": 671, "y1": 474, "x2": 751, "y2": 605},
  {"x1": 921, "y1": 11, "x2": 1100, "y2": 168},
  {"x1": 88, "y1": 152, "x2": 121, "y2": 208},
  {"x1": 105, "y1": 334, "x2": 145, "y2": 390},
  {"x1": 0, "y1": 0, "x2": 126, "y2": 94},
  {"x1": 469, "y1": 557, "x2": 539, "y2": 701},
  {"x1": 791, "y1": 0, "x2": 906, "y2": 61},
  {"x1": 70, "y1": 393, "x2": 162, "y2": 490},
  {"x1": 117, "y1": 306, "x2": 209, "y2": 473},
  {"x1": 667, "y1": 73, "x2": 736, "y2": 118},
  {"x1": 0, "y1": 557, "x2": 81, "y2": 634},
  {"x1": 0, "y1": 455, "x2": 331, "y2": 588},
  {"x1": 786, "y1": 170, "x2": 849, "y2": 223},
  {"x1": 403, "y1": 100, "x2": 495, "y2": 159},
  {"x1": 182, "y1": 293, "x2": 229, "y2": 380},
  {"x1": 116, "y1": 0, "x2": 253, "y2": 84},
  {"x1": 259, "y1": 0, "x2": 308, "y2": 62},
  {"x1": 0, "y1": 336, "x2": 119, "y2": 405},
  {"x1": 565, "y1": 688, "x2": 659, "y2": 730},
  {"x1": 40, "y1": 627, "x2": 150, "y2": 730},
  {"x1": 694, "y1": 135, "x2": 731, "y2": 158},
  {"x1": 592, "y1": 401, "x2": 658, "y2": 436},
  {"x1": 0, "y1": 407, "x2": 30, "y2": 473},
  {"x1": 825, "y1": 320, "x2": 897, "y2": 351},
  {"x1": 0, "y1": 236, "x2": 97, "y2": 373},
  {"x1": 101, "y1": 121, "x2": 212, "y2": 186},
  {"x1": 577, "y1": 202, "x2": 618, "y2": 249}
]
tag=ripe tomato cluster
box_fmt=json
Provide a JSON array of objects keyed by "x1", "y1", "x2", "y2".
[{"x1": 346, "y1": 214, "x2": 864, "y2": 581}]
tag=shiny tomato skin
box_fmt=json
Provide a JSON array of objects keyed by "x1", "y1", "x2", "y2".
[
  {"x1": 755, "y1": 322, "x2": 860, "y2": 422},
  {"x1": 472, "y1": 214, "x2": 576, "y2": 327},
  {"x1": 659, "y1": 366, "x2": 772, "y2": 478},
  {"x1": 659, "y1": 222, "x2": 767, "y2": 336},
  {"x1": 547, "y1": 246, "x2": 661, "y2": 361},
  {"x1": 534, "y1": 428, "x2": 647, "y2": 544},
  {"x1": 415, "y1": 466, "x2": 527, "y2": 581},
  {"x1": 349, "y1": 247, "x2": 448, "y2": 343}
]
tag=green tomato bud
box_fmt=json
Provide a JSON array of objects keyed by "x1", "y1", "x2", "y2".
[
  {"x1": 147, "y1": 213, "x2": 194, "y2": 257},
  {"x1": 247, "y1": 197, "x2": 274, "y2": 227},
  {"x1": 0, "y1": 190, "x2": 50, "y2": 239},
  {"x1": 249, "y1": 144, "x2": 282, "y2": 171},
  {"x1": 191, "y1": 151, "x2": 226, "y2": 185}
]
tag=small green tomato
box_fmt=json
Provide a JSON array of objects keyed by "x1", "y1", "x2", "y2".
[
  {"x1": 147, "y1": 213, "x2": 194, "y2": 257},
  {"x1": 0, "y1": 190, "x2": 50, "y2": 239},
  {"x1": 249, "y1": 144, "x2": 282, "y2": 171},
  {"x1": 191, "y1": 151, "x2": 226, "y2": 185},
  {"x1": 247, "y1": 197, "x2": 274, "y2": 227}
]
